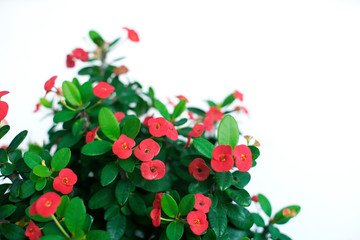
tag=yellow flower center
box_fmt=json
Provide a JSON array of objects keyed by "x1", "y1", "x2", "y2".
[
  {"x1": 121, "y1": 143, "x2": 128, "y2": 150},
  {"x1": 62, "y1": 177, "x2": 69, "y2": 185},
  {"x1": 194, "y1": 218, "x2": 200, "y2": 226},
  {"x1": 45, "y1": 200, "x2": 52, "y2": 207},
  {"x1": 219, "y1": 154, "x2": 226, "y2": 162}
]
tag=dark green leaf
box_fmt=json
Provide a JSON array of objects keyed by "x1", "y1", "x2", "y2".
[
  {"x1": 43, "y1": 222, "x2": 63, "y2": 236},
  {"x1": 161, "y1": 193, "x2": 178, "y2": 218},
  {"x1": 53, "y1": 110, "x2": 77, "y2": 123},
  {"x1": 106, "y1": 214, "x2": 126, "y2": 240},
  {"x1": 202, "y1": 228, "x2": 217, "y2": 240},
  {"x1": 104, "y1": 205, "x2": 120, "y2": 220},
  {"x1": 221, "y1": 93, "x2": 235, "y2": 107},
  {"x1": 248, "y1": 146, "x2": 260, "y2": 161},
  {"x1": 122, "y1": 117, "x2": 140, "y2": 139},
  {"x1": 109, "y1": 37, "x2": 121, "y2": 48},
  {"x1": 39, "y1": 235, "x2": 67, "y2": 240},
  {"x1": 78, "y1": 66, "x2": 101, "y2": 76},
  {"x1": 193, "y1": 138, "x2": 215, "y2": 159},
  {"x1": 0, "y1": 125, "x2": 10, "y2": 139},
  {"x1": 72, "y1": 118, "x2": 85, "y2": 136},
  {"x1": 217, "y1": 115, "x2": 239, "y2": 148},
  {"x1": 232, "y1": 171, "x2": 251, "y2": 189},
  {"x1": 227, "y1": 203, "x2": 254, "y2": 230},
  {"x1": 33, "y1": 165, "x2": 52, "y2": 177},
  {"x1": 0, "y1": 223, "x2": 25, "y2": 240},
  {"x1": 172, "y1": 99, "x2": 186, "y2": 119},
  {"x1": 89, "y1": 188, "x2": 114, "y2": 209},
  {"x1": 99, "y1": 107, "x2": 120, "y2": 141},
  {"x1": 62, "y1": 81, "x2": 82, "y2": 106},
  {"x1": 129, "y1": 194, "x2": 147, "y2": 216},
  {"x1": 174, "y1": 118, "x2": 188, "y2": 126},
  {"x1": 20, "y1": 180, "x2": 35, "y2": 199},
  {"x1": 187, "y1": 107, "x2": 205, "y2": 116},
  {"x1": 252, "y1": 213, "x2": 265, "y2": 227},
  {"x1": 89, "y1": 30, "x2": 105, "y2": 47},
  {"x1": 154, "y1": 99, "x2": 170, "y2": 120},
  {"x1": 0, "y1": 148, "x2": 7, "y2": 163},
  {"x1": 166, "y1": 221, "x2": 184, "y2": 240},
  {"x1": 178, "y1": 194, "x2": 195, "y2": 216},
  {"x1": 83, "y1": 214, "x2": 94, "y2": 233},
  {"x1": 208, "y1": 205, "x2": 227, "y2": 237},
  {"x1": 269, "y1": 224, "x2": 280, "y2": 239},
  {"x1": 1, "y1": 163, "x2": 15, "y2": 175},
  {"x1": 206, "y1": 100, "x2": 217, "y2": 107},
  {"x1": 215, "y1": 172, "x2": 233, "y2": 191},
  {"x1": 81, "y1": 141, "x2": 113, "y2": 156},
  {"x1": 115, "y1": 179, "x2": 132, "y2": 205},
  {"x1": 65, "y1": 197, "x2": 86, "y2": 234},
  {"x1": 225, "y1": 188, "x2": 251, "y2": 207},
  {"x1": 7, "y1": 130, "x2": 27, "y2": 153},
  {"x1": 119, "y1": 158, "x2": 135, "y2": 172},
  {"x1": 35, "y1": 178, "x2": 47, "y2": 191},
  {"x1": 101, "y1": 162, "x2": 119, "y2": 186},
  {"x1": 258, "y1": 194, "x2": 272, "y2": 217},
  {"x1": 0, "y1": 204, "x2": 17, "y2": 219},
  {"x1": 24, "y1": 152, "x2": 42, "y2": 169},
  {"x1": 51, "y1": 148, "x2": 71, "y2": 171},
  {"x1": 188, "y1": 179, "x2": 213, "y2": 194},
  {"x1": 56, "y1": 195, "x2": 70, "y2": 218}
]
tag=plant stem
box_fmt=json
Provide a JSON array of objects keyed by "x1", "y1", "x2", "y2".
[
  {"x1": 51, "y1": 215, "x2": 71, "y2": 239},
  {"x1": 160, "y1": 217, "x2": 173, "y2": 222}
]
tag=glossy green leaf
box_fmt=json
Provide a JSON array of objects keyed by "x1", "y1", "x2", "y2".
[
  {"x1": 106, "y1": 214, "x2": 126, "y2": 240},
  {"x1": 20, "y1": 180, "x2": 35, "y2": 199},
  {"x1": 38, "y1": 235, "x2": 67, "y2": 240},
  {"x1": 1, "y1": 163, "x2": 15, "y2": 175},
  {"x1": 53, "y1": 110, "x2": 77, "y2": 123},
  {"x1": 202, "y1": 228, "x2": 217, "y2": 240},
  {"x1": 101, "y1": 162, "x2": 119, "y2": 186},
  {"x1": 33, "y1": 165, "x2": 52, "y2": 177},
  {"x1": 225, "y1": 188, "x2": 251, "y2": 207},
  {"x1": 88, "y1": 188, "x2": 114, "y2": 209},
  {"x1": 87, "y1": 230, "x2": 112, "y2": 240},
  {"x1": 122, "y1": 117, "x2": 140, "y2": 139},
  {"x1": 187, "y1": 107, "x2": 205, "y2": 116},
  {"x1": 154, "y1": 99, "x2": 170, "y2": 120},
  {"x1": 258, "y1": 194, "x2": 272, "y2": 217},
  {"x1": 42, "y1": 222, "x2": 63, "y2": 236},
  {"x1": 81, "y1": 141, "x2": 113, "y2": 156},
  {"x1": 193, "y1": 138, "x2": 215, "y2": 159},
  {"x1": 249, "y1": 146, "x2": 260, "y2": 161},
  {"x1": 80, "y1": 81, "x2": 95, "y2": 103},
  {"x1": 217, "y1": 115, "x2": 239, "y2": 148},
  {"x1": 161, "y1": 193, "x2": 178, "y2": 218},
  {"x1": 83, "y1": 214, "x2": 94, "y2": 233},
  {"x1": 40, "y1": 97, "x2": 52, "y2": 108},
  {"x1": 227, "y1": 203, "x2": 254, "y2": 230},
  {"x1": 208, "y1": 205, "x2": 227, "y2": 237},
  {"x1": 51, "y1": 148, "x2": 71, "y2": 171},
  {"x1": 89, "y1": 30, "x2": 105, "y2": 47},
  {"x1": 23, "y1": 152, "x2": 42, "y2": 169},
  {"x1": 166, "y1": 221, "x2": 184, "y2": 240},
  {"x1": 56, "y1": 195, "x2": 70, "y2": 218},
  {"x1": 99, "y1": 107, "x2": 120, "y2": 141},
  {"x1": 104, "y1": 206, "x2": 120, "y2": 221},
  {"x1": 252, "y1": 213, "x2": 265, "y2": 227},
  {"x1": 119, "y1": 158, "x2": 135, "y2": 173},
  {"x1": 178, "y1": 194, "x2": 195, "y2": 216},
  {"x1": 172, "y1": 99, "x2": 187, "y2": 119},
  {"x1": 0, "y1": 223, "x2": 25, "y2": 240},
  {"x1": 65, "y1": 197, "x2": 86, "y2": 234},
  {"x1": 72, "y1": 118, "x2": 85, "y2": 136},
  {"x1": 215, "y1": 172, "x2": 233, "y2": 191},
  {"x1": 129, "y1": 194, "x2": 146, "y2": 216},
  {"x1": 0, "y1": 204, "x2": 17, "y2": 219},
  {"x1": 269, "y1": 224, "x2": 280, "y2": 239},
  {"x1": 221, "y1": 93, "x2": 235, "y2": 107},
  {"x1": 62, "y1": 81, "x2": 82, "y2": 106},
  {"x1": 273, "y1": 205, "x2": 301, "y2": 224},
  {"x1": 115, "y1": 179, "x2": 132, "y2": 205},
  {"x1": 78, "y1": 66, "x2": 101, "y2": 76},
  {"x1": 35, "y1": 178, "x2": 47, "y2": 191},
  {"x1": 188, "y1": 178, "x2": 213, "y2": 194},
  {"x1": 232, "y1": 171, "x2": 251, "y2": 189},
  {"x1": 0, "y1": 125, "x2": 10, "y2": 139},
  {"x1": 7, "y1": 130, "x2": 27, "y2": 153},
  {"x1": 0, "y1": 148, "x2": 7, "y2": 163}
]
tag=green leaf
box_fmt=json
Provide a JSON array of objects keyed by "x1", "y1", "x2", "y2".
[
  {"x1": 40, "y1": 97, "x2": 52, "y2": 108},
  {"x1": 0, "y1": 223, "x2": 25, "y2": 240},
  {"x1": 187, "y1": 107, "x2": 206, "y2": 116},
  {"x1": 115, "y1": 179, "x2": 132, "y2": 205},
  {"x1": 106, "y1": 214, "x2": 126, "y2": 240},
  {"x1": 258, "y1": 194, "x2": 272, "y2": 217},
  {"x1": 7, "y1": 130, "x2": 27, "y2": 153},
  {"x1": 122, "y1": 117, "x2": 140, "y2": 139},
  {"x1": 80, "y1": 81, "x2": 95, "y2": 103},
  {"x1": 248, "y1": 146, "x2": 260, "y2": 161},
  {"x1": 227, "y1": 203, "x2": 254, "y2": 230},
  {"x1": 215, "y1": 172, "x2": 233, "y2": 191},
  {"x1": 188, "y1": 179, "x2": 213, "y2": 194},
  {"x1": 154, "y1": 99, "x2": 170, "y2": 120},
  {"x1": 24, "y1": 152, "x2": 42, "y2": 169},
  {"x1": 0, "y1": 148, "x2": 7, "y2": 163},
  {"x1": 217, "y1": 115, "x2": 239, "y2": 148},
  {"x1": 269, "y1": 224, "x2": 280, "y2": 239},
  {"x1": 56, "y1": 195, "x2": 70, "y2": 218},
  {"x1": 78, "y1": 66, "x2": 101, "y2": 76},
  {"x1": 43, "y1": 222, "x2": 63, "y2": 236},
  {"x1": 53, "y1": 110, "x2": 77, "y2": 123},
  {"x1": 81, "y1": 141, "x2": 113, "y2": 156},
  {"x1": 0, "y1": 125, "x2": 10, "y2": 139},
  {"x1": 65, "y1": 197, "x2": 86, "y2": 234},
  {"x1": 35, "y1": 178, "x2": 47, "y2": 191},
  {"x1": 225, "y1": 188, "x2": 251, "y2": 207},
  {"x1": 172, "y1": 99, "x2": 187, "y2": 119},
  {"x1": 39, "y1": 235, "x2": 67, "y2": 240},
  {"x1": 33, "y1": 165, "x2": 52, "y2": 177},
  {"x1": 104, "y1": 206, "x2": 120, "y2": 220},
  {"x1": 83, "y1": 214, "x2": 93, "y2": 233},
  {"x1": 51, "y1": 148, "x2": 71, "y2": 171},
  {"x1": 232, "y1": 171, "x2": 251, "y2": 189},
  {"x1": 221, "y1": 93, "x2": 235, "y2": 107},
  {"x1": 88, "y1": 188, "x2": 114, "y2": 209},
  {"x1": 174, "y1": 118, "x2": 187, "y2": 126},
  {"x1": 252, "y1": 213, "x2": 265, "y2": 227},
  {"x1": 20, "y1": 180, "x2": 35, "y2": 199},
  {"x1": 273, "y1": 205, "x2": 301, "y2": 224},
  {"x1": 208, "y1": 205, "x2": 227, "y2": 237},
  {"x1": 193, "y1": 138, "x2": 215, "y2": 159},
  {"x1": 109, "y1": 37, "x2": 121, "y2": 48},
  {"x1": 161, "y1": 193, "x2": 178, "y2": 218},
  {"x1": 202, "y1": 228, "x2": 217, "y2": 240},
  {"x1": 178, "y1": 194, "x2": 195, "y2": 216},
  {"x1": 206, "y1": 100, "x2": 217, "y2": 107},
  {"x1": 0, "y1": 204, "x2": 17, "y2": 219},
  {"x1": 101, "y1": 162, "x2": 119, "y2": 186},
  {"x1": 119, "y1": 158, "x2": 135, "y2": 172},
  {"x1": 129, "y1": 194, "x2": 147, "y2": 216},
  {"x1": 72, "y1": 118, "x2": 85, "y2": 136},
  {"x1": 166, "y1": 221, "x2": 184, "y2": 240},
  {"x1": 25, "y1": 206, "x2": 52, "y2": 222},
  {"x1": 89, "y1": 30, "x2": 105, "y2": 47},
  {"x1": 62, "y1": 81, "x2": 82, "y2": 106},
  {"x1": 99, "y1": 107, "x2": 120, "y2": 141}
]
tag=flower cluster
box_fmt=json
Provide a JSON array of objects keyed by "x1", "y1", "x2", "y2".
[
  {"x1": 150, "y1": 193, "x2": 163, "y2": 227},
  {"x1": 187, "y1": 193, "x2": 211, "y2": 235},
  {"x1": 148, "y1": 117, "x2": 178, "y2": 141},
  {"x1": 211, "y1": 144, "x2": 252, "y2": 172},
  {"x1": 66, "y1": 48, "x2": 89, "y2": 68}
]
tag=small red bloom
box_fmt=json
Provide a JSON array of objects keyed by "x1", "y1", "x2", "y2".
[
  {"x1": 177, "y1": 95, "x2": 189, "y2": 103},
  {"x1": 72, "y1": 48, "x2": 89, "y2": 62},
  {"x1": 194, "y1": 194, "x2": 212, "y2": 213},
  {"x1": 210, "y1": 145, "x2": 234, "y2": 172},
  {"x1": 53, "y1": 168, "x2": 78, "y2": 194},
  {"x1": 114, "y1": 112, "x2": 125, "y2": 123},
  {"x1": 206, "y1": 107, "x2": 223, "y2": 121},
  {"x1": 234, "y1": 144, "x2": 252, "y2": 172},
  {"x1": 188, "y1": 158, "x2": 210, "y2": 181},
  {"x1": 0, "y1": 101, "x2": 9, "y2": 121},
  {"x1": 188, "y1": 112, "x2": 196, "y2": 121},
  {"x1": 134, "y1": 139, "x2": 160, "y2": 162},
  {"x1": 233, "y1": 90, "x2": 243, "y2": 101},
  {"x1": 166, "y1": 121, "x2": 178, "y2": 141},
  {"x1": 167, "y1": 97, "x2": 175, "y2": 107},
  {"x1": 93, "y1": 82, "x2": 115, "y2": 99},
  {"x1": 44, "y1": 76, "x2": 57, "y2": 93},
  {"x1": 153, "y1": 192, "x2": 164, "y2": 209},
  {"x1": 25, "y1": 220, "x2": 42, "y2": 240},
  {"x1": 29, "y1": 192, "x2": 61, "y2": 217},
  {"x1": 251, "y1": 195, "x2": 259, "y2": 203},
  {"x1": 150, "y1": 208, "x2": 161, "y2": 227},
  {"x1": 140, "y1": 160, "x2": 165, "y2": 180},
  {"x1": 123, "y1": 27, "x2": 140, "y2": 42},
  {"x1": 85, "y1": 126, "x2": 99, "y2": 143},
  {"x1": 66, "y1": 54, "x2": 75, "y2": 68},
  {"x1": 203, "y1": 116, "x2": 215, "y2": 132},
  {"x1": 148, "y1": 117, "x2": 168, "y2": 137},
  {"x1": 241, "y1": 106, "x2": 249, "y2": 115},
  {"x1": 143, "y1": 115, "x2": 154, "y2": 127},
  {"x1": 113, "y1": 134, "x2": 136, "y2": 159},
  {"x1": 189, "y1": 124, "x2": 205, "y2": 138},
  {"x1": 0, "y1": 91, "x2": 9, "y2": 98},
  {"x1": 282, "y1": 208, "x2": 291, "y2": 217},
  {"x1": 34, "y1": 103, "x2": 41, "y2": 113},
  {"x1": 187, "y1": 211, "x2": 209, "y2": 236}
]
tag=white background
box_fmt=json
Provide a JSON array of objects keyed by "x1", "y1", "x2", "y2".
[{"x1": 1, "y1": 0, "x2": 360, "y2": 239}]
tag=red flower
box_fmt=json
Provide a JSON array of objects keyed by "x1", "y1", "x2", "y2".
[
  {"x1": 0, "y1": 91, "x2": 9, "y2": 98},
  {"x1": 210, "y1": 145, "x2": 234, "y2": 172},
  {"x1": 143, "y1": 115, "x2": 154, "y2": 127},
  {"x1": 148, "y1": 117, "x2": 168, "y2": 137},
  {"x1": 188, "y1": 112, "x2": 196, "y2": 121},
  {"x1": 123, "y1": 27, "x2": 140, "y2": 42},
  {"x1": 241, "y1": 106, "x2": 249, "y2": 115},
  {"x1": 66, "y1": 54, "x2": 75, "y2": 68},
  {"x1": 206, "y1": 107, "x2": 223, "y2": 121},
  {"x1": 166, "y1": 121, "x2": 178, "y2": 141},
  {"x1": 150, "y1": 208, "x2": 161, "y2": 227},
  {"x1": 233, "y1": 90, "x2": 243, "y2": 101},
  {"x1": 134, "y1": 139, "x2": 160, "y2": 162},
  {"x1": 72, "y1": 48, "x2": 89, "y2": 62},
  {"x1": 153, "y1": 192, "x2": 164, "y2": 209},
  {"x1": 34, "y1": 103, "x2": 41, "y2": 113},
  {"x1": 113, "y1": 134, "x2": 136, "y2": 159},
  {"x1": 188, "y1": 158, "x2": 210, "y2": 181},
  {"x1": 140, "y1": 160, "x2": 165, "y2": 180},
  {"x1": 177, "y1": 95, "x2": 189, "y2": 103},
  {"x1": 194, "y1": 194, "x2": 212, "y2": 213},
  {"x1": 85, "y1": 126, "x2": 99, "y2": 143},
  {"x1": 29, "y1": 192, "x2": 61, "y2": 217},
  {"x1": 0, "y1": 101, "x2": 9, "y2": 121},
  {"x1": 25, "y1": 220, "x2": 42, "y2": 240},
  {"x1": 44, "y1": 76, "x2": 57, "y2": 93},
  {"x1": 234, "y1": 144, "x2": 252, "y2": 172},
  {"x1": 114, "y1": 112, "x2": 125, "y2": 123},
  {"x1": 93, "y1": 82, "x2": 115, "y2": 99},
  {"x1": 251, "y1": 195, "x2": 259, "y2": 202},
  {"x1": 167, "y1": 97, "x2": 175, "y2": 107},
  {"x1": 203, "y1": 116, "x2": 215, "y2": 132},
  {"x1": 185, "y1": 124, "x2": 205, "y2": 147},
  {"x1": 187, "y1": 211, "x2": 209, "y2": 235},
  {"x1": 53, "y1": 168, "x2": 78, "y2": 194}
]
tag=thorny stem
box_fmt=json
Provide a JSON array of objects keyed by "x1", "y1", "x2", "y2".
[{"x1": 51, "y1": 215, "x2": 71, "y2": 239}]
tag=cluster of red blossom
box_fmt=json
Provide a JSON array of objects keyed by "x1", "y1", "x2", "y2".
[
  {"x1": 0, "y1": 91, "x2": 9, "y2": 122},
  {"x1": 151, "y1": 193, "x2": 212, "y2": 235}
]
